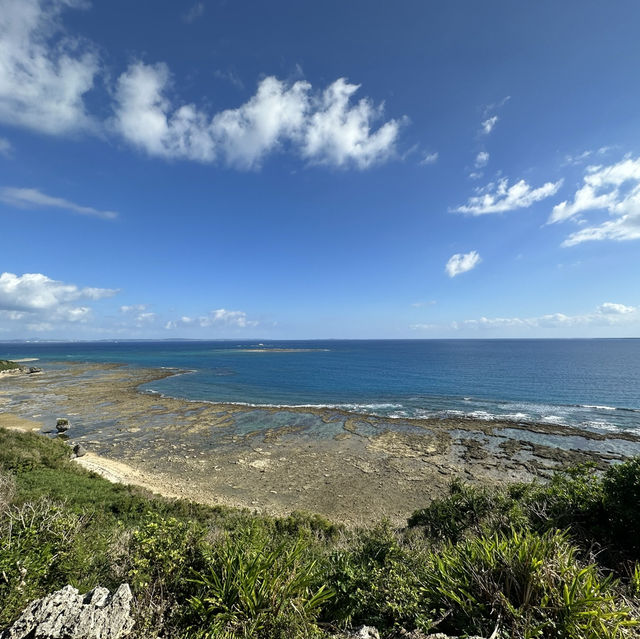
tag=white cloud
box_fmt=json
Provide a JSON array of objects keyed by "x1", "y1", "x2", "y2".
[
  {"x1": 0, "y1": 186, "x2": 118, "y2": 219},
  {"x1": 449, "y1": 303, "x2": 637, "y2": 331},
  {"x1": 453, "y1": 177, "x2": 563, "y2": 215},
  {"x1": 548, "y1": 156, "x2": 640, "y2": 246},
  {"x1": 480, "y1": 115, "x2": 498, "y2": 135},
  {"x1": 0, "y1": 0, "x2": 99, "y2": 135},
  {"x1": 475, "y1": 151, "x2": 489, "y2": 168},
  {"x1": 182, "y1": 2, "x2": 204, "y2": 23},
  {"x1": 113, "y1": 64, "x2": 403, "y2": 169},
  {"x1": 445, "y1": 250, "x2": 481, "y2": 277},
  {"x1": 0, "y1": 272, "x2": 117, "y2": 327},
  {"x1": 562, "y1": 146, "x2": 613, "y2": 166},
  {"x1": 598, "y1": 302, "x2": 635, "y2": 315},
  {"x1": 300, "y1": 78, "x2": 404, "y2": 169},
  {"x1": 0, "y1": 137, "x2": 11, "y2": 156},
  {"x1": 120, "y1": 304, "x2": 147, "y2": 314},
  {"x1": 166, "y1": 309, "x2": 258, "y2": 330},
  {"x1": 419, "y1": 151, "x2": 438, "y2": 165}
]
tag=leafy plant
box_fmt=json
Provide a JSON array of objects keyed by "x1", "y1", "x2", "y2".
[
  {"x1": 420, "y1": 528, "x2": 637, "y2": 638},
  {"x1": 187, "y1": 535, "x2": 332, "y2": 638}
]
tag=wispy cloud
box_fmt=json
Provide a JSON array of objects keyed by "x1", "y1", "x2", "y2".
[
  {"x1": 165, "y1": 309, "x2": 258, "y2": 330},
  {"x1": 182, "y1": 2, "x2": 204, "y2": 23},
  {"x1": 0, "y1": 0, "x2": 99, "y2": 135},
  {"x1": 0, "y1": 187, "x2": 118, "y2": 219},
  {"x1": 411, "y1": 302, "x2": 639, "y2": 332},
  {"x1": 419, "y1": 151, "x2": 438, "y2": 165},
  {"x1": 562, "y1": 146, "x2": 613, "y2": 167},
  {"x1": 113, "y1": 63, "x2": 405, "y2": 169},
  {"x1": 445, "y1": 250, "x2": 481, "y2": 277},
  {"x1": 548, "y1": 156, "x2": 640, "y2": 246},
  {"x1": 213, "y1": 69, "x2": 244, "y2": 90},
  {"x1": 474, "y1": 151, "x2": 489, "y2": 168},
  {"x1": 480, "y1": 115, "x2": 498, "y2": 135},
  {"x1": 453, "y1": 177, "x2": 563, "y2": 215},
  {"x1": 0, "y1": 137, "x2": 11, "y2": 156}
]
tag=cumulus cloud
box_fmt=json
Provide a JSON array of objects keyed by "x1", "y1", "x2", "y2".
[
  {"x1": 0, "y1": 1, "x2": 404, "y2": 171},
  {"x1": 165, "y1": 308, "x2": 258, "y2": 330},
  {"x1": 547, "y1": 156, "x2": 640, "y2": 246},
  {"x1": 480, "y1": 115, "x2": 498, "y2": 135},
  {"x1": 453, "y1": 177, "x2": 563, "y2": 215},
  {"x1": 445, "y1": 250, "x2": 481, "y2": 277},
  {"x1": 0, "y1": 187, "x2": 118, "y2": 219},
  {"x1": 0, "y1": 0, "x2": 99, "y2": 135},
  {"x1": 113, "y1": 64, "x2": 404, "y2": 169},
  {"x1": 0, "y1": 272, "x2": 117, "y2": 327}
]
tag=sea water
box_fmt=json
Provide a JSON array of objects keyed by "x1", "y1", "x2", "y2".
[{"x1": 2, "y1": 339, "x2": 639, "y2": 432}]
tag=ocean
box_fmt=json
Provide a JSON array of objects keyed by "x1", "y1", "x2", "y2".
[{"x1": 2, "y1": 339, "x2": 639, "y2": 432}]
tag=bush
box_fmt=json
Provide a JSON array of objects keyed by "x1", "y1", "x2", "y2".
[
  {"x1": 420, "y1": 528, "x2": 637, "y2": 639},
  {"x1": 187, "y1": 533, "x2": 332, "y2": 638},
  {"x1": 407, "y1": 478, "x2": 525, "y2": 542},
  {"x1": 324, "y1": 522, "x2": 431, "y2": 633},
  {"x1": 0, "y1": 499, "x2": 93, "y2": 626},
  {"x1": 602, "y1": 459, "x2": 640, "y2": 556}
]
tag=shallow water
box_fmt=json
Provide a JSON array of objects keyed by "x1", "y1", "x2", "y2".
[{"x1": 2, "y1": 339, "x2": 639, "y2": 432}]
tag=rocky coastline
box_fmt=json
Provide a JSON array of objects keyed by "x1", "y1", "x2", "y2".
[{"x1": 1, "y1": 360, "x2": 639, "y2": 524}]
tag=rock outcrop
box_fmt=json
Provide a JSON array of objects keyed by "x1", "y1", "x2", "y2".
[
  {"x1": 55, "y1": 418, "x2": 70, "y2": 433},
  {"x1": 0, "y1": 584, "x2": 134, "y2": 639}
]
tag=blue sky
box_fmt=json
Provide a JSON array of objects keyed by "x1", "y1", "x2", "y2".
[{"x1": 1, "y1": 0, "x2": 640, "y2": 339}]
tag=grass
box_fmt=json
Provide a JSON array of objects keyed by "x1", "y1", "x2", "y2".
[
  {"x1": 0, "y1": 427, "x2": 639, "y2": 638},
  {"x1": 0, "y1": 359, "x2": 20, "y2": 372}
]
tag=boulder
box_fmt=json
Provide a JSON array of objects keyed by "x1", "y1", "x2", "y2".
[
  {"x1": 55, "y1": 418, "x2": 70, "y2": 433},
  {"x1": 72, "y1": 444, "x2": 87, "y2": 458},
  {"x1": 28, "y1": 367, "x2": 42, "y2": 374},
  {"x1": 0, "y1": 584, "x2": 134, "y2": 639}
]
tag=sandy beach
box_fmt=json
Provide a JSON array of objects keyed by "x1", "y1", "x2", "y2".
[{"x1": 2, "y1": 361, "x2": 639, "y2": 524}]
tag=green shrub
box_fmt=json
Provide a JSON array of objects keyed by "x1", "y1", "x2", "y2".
[
  {"x1": 0, "y1": 499, "x2": 93, "y2": 626},
  {"x1": 602, "y1": 459, "x2": 640, "y2": 556},
  {"x1": 324, "y1": 522, "x2": 431, "y2": 633},
  {"x1": 187, "y1": 534, "x2": 332, "y2": 638},
  {"x1": 407, "y1": 478, "x2": 524, "y2": 542},
  {"x1": 420, "y1": 528, "x2": 637, "y2": 639}
]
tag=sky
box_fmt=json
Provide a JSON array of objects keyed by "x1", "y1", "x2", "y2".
[{"x1": 1, "y1": 0, "x2": 640, "y2": 340}]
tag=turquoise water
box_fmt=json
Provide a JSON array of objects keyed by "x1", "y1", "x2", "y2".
[{"x1": 2, "y1": 339, "x2": 640, "y2": 431}]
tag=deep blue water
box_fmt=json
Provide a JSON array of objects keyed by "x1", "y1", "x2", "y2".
[{"x1": 2, "y1": 339, "x2": 640, "y2": 431}]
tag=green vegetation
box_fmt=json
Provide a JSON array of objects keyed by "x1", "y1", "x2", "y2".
[
  {"x1": 0, "y1": 359, "x2": 20, "y2": 372},
  {"x1": 1, "y1": 427, "x2": 639, "y2": 638}
]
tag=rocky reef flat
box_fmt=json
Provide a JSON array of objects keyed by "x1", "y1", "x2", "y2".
[{"x1": 1, "y1": 361, "x2": 639, "y2": 524}]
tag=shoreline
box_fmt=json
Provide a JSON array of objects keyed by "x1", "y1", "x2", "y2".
[{"x1": 2, "y1": 360, "x2": 640, "y2": 524}]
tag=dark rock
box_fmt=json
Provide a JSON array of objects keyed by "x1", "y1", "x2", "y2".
[
  {"x1": 73, "y1": 444, "x2": 87, "y2": 458},
  {"x1": 0, "y1": 584, "x2": 134, "y2": 639},
  {"x1": 28, "y1": 367, "x2": 42, "y2": 374},
  {"x1": 55, "y1": 418, "x2": 70, "y2": 433}
]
